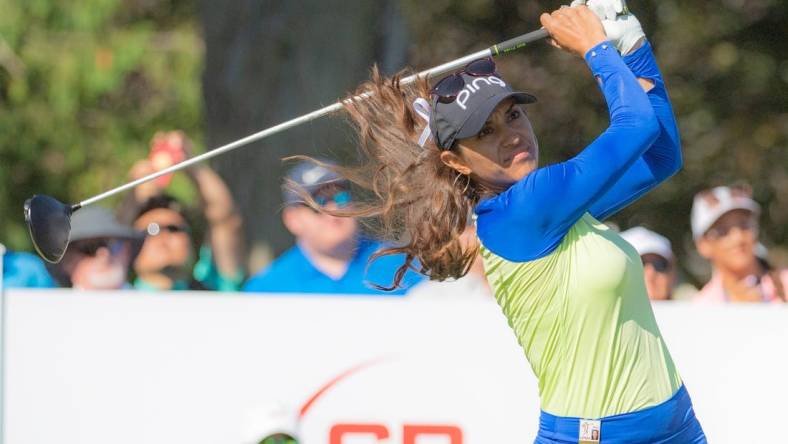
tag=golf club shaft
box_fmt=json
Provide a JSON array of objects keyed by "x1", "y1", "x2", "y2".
[{"x1": 77, "y1": 28, "x2": 550, "y2": 209}]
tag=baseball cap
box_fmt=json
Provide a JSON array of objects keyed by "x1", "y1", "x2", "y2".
[
  {"x1": 430, "y1": 71, "x2": 536, "y2": 150},
  {"x1": 282, "y1": 160, "x2": 347, "y2": 206},
  {"x1": 691, "y1": 185, "x2": 761, "y2": 239},
  {"x1": 620, "y1": 226, "x2": 673, "y2": 261},
  {"x1": 69, "y1": 206, "x2": 140, "y2": 242}
]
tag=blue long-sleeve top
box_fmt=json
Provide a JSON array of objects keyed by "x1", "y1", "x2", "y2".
[{"x1": 475, "y1": 41, "x2": 681, "y2": 262}]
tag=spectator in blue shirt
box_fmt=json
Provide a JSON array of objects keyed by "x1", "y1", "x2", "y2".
[
  {"x1": 1, "y1": 243, "x2": 55, "y2": 289},
  {"x1": 243, "y1": 161, "x2": 422, "y2": 295}
]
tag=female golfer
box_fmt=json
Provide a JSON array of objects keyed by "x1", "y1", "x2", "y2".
[{"x1": 299, "y1": 2, "x2": 706, "y2": 442}]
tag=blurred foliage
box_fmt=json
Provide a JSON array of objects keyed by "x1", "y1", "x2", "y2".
[
  {"x1": 401, "y1": 0, "x2": 788, "y2": 281},
  {"x1": 0, "y1": 0, "x2": 785, "y2": 283},
  {"x1": 0, "y1": 0, "x2": 202, "y2": 250}
]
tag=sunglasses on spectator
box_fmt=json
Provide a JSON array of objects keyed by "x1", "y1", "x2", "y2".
[
  {"x1": 430, "y1": 57, "x2": 498, "y2": 104},
  {"x1": 71, "y1": 238, "x2": 127, "y2": 257},
  {"x1": 312, "y1": 188, "x2": 351, "y2": 208},
  {"x1": 642, "y1": 255, "x2": 671, "y2": 273},
  {"x1": 144, "y1": 222, "x2": 191, "y2": 237},
  {"x1": 704, "y1": 219, "x2": 758, "y2": 240}
]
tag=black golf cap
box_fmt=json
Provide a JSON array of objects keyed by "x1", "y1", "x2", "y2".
[{"x1": 429, "y1": 72, "x2": 536, "y2": 150}]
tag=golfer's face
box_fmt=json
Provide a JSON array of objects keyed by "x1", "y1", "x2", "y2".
[{"x1": 455, "y1": 99, "x2": 538, "y2": 189}]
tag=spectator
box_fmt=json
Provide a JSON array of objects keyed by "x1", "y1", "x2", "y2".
[
  {"x1": 46, "y1": 206, "x2": 140, "y2": 290},
  {"x1": 1, "y1": 243, "x2": 55, "y2": 289},
  {"x1": 243, "y1": 161, "x2": 422, "y2": 294},
  {"x1": 691, "y1": 184, "x2": 787, "y2": 302},
  {"x1": 620, "y1": 226, "x2": 675, "y2": 301},
  {"x1": 120, "y1": 131, "x2": 244, "y2": 291}
]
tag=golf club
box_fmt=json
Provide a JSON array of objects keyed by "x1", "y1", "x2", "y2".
[{"x1": 24, "y1": 28, "x2": 550, "y2": 263}]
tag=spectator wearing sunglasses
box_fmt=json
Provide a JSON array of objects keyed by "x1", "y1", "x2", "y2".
[
  {"x1": 691, "y1": 184, "x2": 786, "y2": 303},
  {"x1": 130, "y1": 194, "x2": 240, "y2": 291},
  {"x1": 242, "y1": 161, "x2": 422, "y2": 294},
  {"x1": 620, "y1": 227, "x2": 675, "y2": 301},
  {"x1": 119, "y1": 131, "x2": 245, "y2": 292},
  {"x1": 47, "y1": 206, "x2": 140, "y2": 290}
]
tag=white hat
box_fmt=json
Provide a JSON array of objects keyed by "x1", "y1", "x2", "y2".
[
  {"x1": 691, "y1": 185, "x2": 760, "y2": 239},
  {"x1": 620, "y1": 227, "x2": 673, "y2": 260},
  {"x1": 240, "y1": 403, "x2": 300, "y2": 444}
]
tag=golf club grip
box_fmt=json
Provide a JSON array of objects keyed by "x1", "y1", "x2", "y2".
[{"x1": 490, "y1": 28, "x2": 550, "y2": 56}]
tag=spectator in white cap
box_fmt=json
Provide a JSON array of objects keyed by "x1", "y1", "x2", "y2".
[
  {"x1": 691, "y1": 183, "x2": 786, "y2": 303},
  {"x1": 620, "y1": 227, "x2": 675, "y2": 301}
]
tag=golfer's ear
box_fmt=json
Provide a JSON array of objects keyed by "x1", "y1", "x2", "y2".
[{"x1": 440, "y1": 149, "x2": 472, "y2": 176}]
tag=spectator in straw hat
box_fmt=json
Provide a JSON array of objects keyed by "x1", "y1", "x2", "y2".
[
  {"x1": 620, "y1": 226, "x2": 675, "y2": 301},
  {"x1": 47, "y1": 206, "x2": 141, "y2": 290},
  {"x1": 691, "y1": 184, "x2": 786, "y2": 303}
]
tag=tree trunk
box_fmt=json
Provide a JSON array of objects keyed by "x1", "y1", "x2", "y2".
[{"x1": 199, "y1": 0, "x2": 408, "y2": 272}]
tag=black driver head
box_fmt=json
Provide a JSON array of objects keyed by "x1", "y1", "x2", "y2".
[{"x1": 23, "y1": 195, "x2": 76, "y2": 264}]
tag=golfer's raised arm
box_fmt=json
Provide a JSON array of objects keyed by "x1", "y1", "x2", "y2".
[
  {"x1": 588, "y1": 40, "x2": 683, "y2": 220},
  {"x1": 476, "y1": 7, "x2": 659, "y2": 261}
]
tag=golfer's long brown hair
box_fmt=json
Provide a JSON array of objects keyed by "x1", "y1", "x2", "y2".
[{"x1": 288, "y1": 67, "x2": 481, "y2": 290}]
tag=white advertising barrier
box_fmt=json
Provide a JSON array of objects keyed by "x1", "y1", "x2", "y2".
[{"x1": 3, "y1": 288, "x2": 788, "y2": 444}]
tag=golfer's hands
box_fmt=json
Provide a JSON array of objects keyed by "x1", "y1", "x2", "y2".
[
  {"x1": 570, "y1": 0, "x2": 645, "y2": 55},
  {"x1": 540, "y1": 6, "x2": 607, "y2": 57}
]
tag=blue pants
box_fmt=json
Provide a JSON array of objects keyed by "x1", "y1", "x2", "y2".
[{"x1": 535, "y1": 385, "x2": 707, "y2": 443}]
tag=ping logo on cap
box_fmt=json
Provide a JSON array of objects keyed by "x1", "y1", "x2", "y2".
[{"x1": 455, "y1": 76, "x2": 508, "y2": 110}]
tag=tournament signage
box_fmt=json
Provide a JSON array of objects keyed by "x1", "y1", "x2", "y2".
[{"x1": 3, "y1": 290, "x2": 786, "y2": 443}]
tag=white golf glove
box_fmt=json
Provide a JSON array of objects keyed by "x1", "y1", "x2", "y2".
[{"x1": 570, "y1": 0, "x2": 645, "y2": 55}]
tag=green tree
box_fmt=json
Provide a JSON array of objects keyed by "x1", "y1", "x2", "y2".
[{"x1": 0, "y1": 0, "x2": 203, "y2": 250}]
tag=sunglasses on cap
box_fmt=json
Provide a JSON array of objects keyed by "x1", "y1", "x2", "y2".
[
  {"x1": 430, "y1": 57, "x2": 498, "y2": 104},
  {"x1": 71, "y1": 238, "x2": 127, "y2": 257},
  {"x1": 144, "y1": 222, "x2": 191, "y2": 237},
  {"x1": 642, "y1": 255, "x2": 671, "y2": 273}
]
